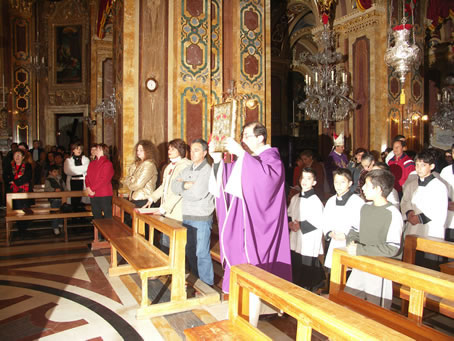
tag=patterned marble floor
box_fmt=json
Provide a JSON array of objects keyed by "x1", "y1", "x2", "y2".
[
  {"x1": 0, "y1": 215, "x2": 298, "y2": 341},
  {"x1": 1, "y1": 211, "x2": 452, "y2": 340}
]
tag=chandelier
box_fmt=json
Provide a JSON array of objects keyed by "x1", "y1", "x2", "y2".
[
  {"x1": 94, "y1": 88, "x2": 117, "y2": 120},
  {"x1": 432, "y1": 77, "x2": 454, "y2": 130},
  {"x1": 293, "y1": 13, "x2": 356, "y2": 128},
  {"x1": 384, "y1": 0, "x2": 420, "y2": 104}
]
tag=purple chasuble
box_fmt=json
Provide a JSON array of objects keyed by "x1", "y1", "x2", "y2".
[
  {"x1": 325, "y1": 150, "x2": 349, "y2": 192},
  {"x1": 215, "y1": 147, "x2": 292, "y2": 292}
]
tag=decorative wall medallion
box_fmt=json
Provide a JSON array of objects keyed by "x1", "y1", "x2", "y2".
[
  {"x1": 388, "y1": 72, "x2": 401, "y2": 102},
  {"x1": 13, "y1": 17, "x2": 29, "y2": 61},
  {"x1": 411, "y1": 72, "x2": 422, "y2": 103},
  {"x1": 180, "y1": 0, "x2": 209, "y2": 81},
  {"x1": 13, "y1": 67, "x2": 30, "y2": 111},
  {"x1": 240, "y1": 1, "x2": 264, "y2": 90}
]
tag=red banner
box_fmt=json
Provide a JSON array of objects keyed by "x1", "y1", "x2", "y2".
[
  {"x1": 356, "y1": 0, "x2": 372, "y2": 11},
  {"x1": 426, "y1": 0, "x2": 454, "y2": 31},
  {"x1": 96, "y1": 0, "x2": 114, "y2": 39}
]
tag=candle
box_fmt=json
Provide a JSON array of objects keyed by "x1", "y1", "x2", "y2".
[
  {"x1": 305, "y1": 74, "x2": 308, "y2": 84},
  {"x1": 315, "y1": 72, "x2": 318, "y2": 83},
  {"x1": 308, "y1": 76, "x2": 311, "y2": 86},
  {"x1": 331, "y1": 70, "x2": 334, "y2": 80}
]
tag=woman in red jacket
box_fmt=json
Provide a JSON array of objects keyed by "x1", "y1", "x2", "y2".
[{"x1": 85, "y1": 144, "x2": 114, "y2": 219}]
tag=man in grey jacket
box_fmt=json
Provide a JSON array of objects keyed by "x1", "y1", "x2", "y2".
[{"x1": 172, "y1": 138, "x2": 215, "y2": 285}]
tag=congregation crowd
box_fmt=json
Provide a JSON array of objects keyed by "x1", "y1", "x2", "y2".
[{"x1": 1, "y1": 123, "x2": 453, "y2": 325}]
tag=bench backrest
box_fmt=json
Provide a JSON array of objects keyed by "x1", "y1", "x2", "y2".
[
  {"x1": 229, "y1": 264, "x2": 410, "y2": 340},
  {"x1": 6, "y1": 191, "x2": 88, "y2": 212},
  {"x1": 112, "y1": 196, "x2": 136, "y2": 232},
  {"x1": 135, "y1": 213, "x2": 187, "y2": 270},
  {"x1": 330, "y1": 248, "x2": 454, "y2": 340},
  {"x1": 403, "y1": 234, "x2": 454, "y2": 263}
]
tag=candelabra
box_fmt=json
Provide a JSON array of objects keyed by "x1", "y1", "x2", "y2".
[
  {"x1": 94, "y1": 88, "x2": 117, "y2": 120},
  {"x1": 433, "y1": 78, "x2": 454, "y2": 130},
  {"x1": 293, "y1": 21, "x2": 356, "y2": 128},
  {"x1": 384, "y1": 0, "x2": 420, "y2": 104}
]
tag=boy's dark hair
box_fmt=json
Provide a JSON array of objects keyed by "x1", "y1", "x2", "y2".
[
  {"x1": 365, "y1": 169, "x2": 395, "y2": 198},
  {"x1": 48, "y1": 165, "x2": 60, "y2": 173},
  {"x1": 374, "y1": 161, "x2": 390, "y2": 171},
  {"x1": 300, "y1": 167, "x2": 317, "y2": 181},
  {"x1": 415, "y1": 150, "x2": 435, "y2": 165},
  {"x1": 333, "y1": 168, "x2": 352, "y2": 182}
]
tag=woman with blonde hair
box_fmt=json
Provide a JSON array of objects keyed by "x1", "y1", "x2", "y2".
[{"x1": 122, "y1": 140, "x2": 158, "y2": 207}]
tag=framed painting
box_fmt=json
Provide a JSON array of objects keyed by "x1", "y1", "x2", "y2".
[
  {"x1": 55, "y1": 25, "x2": 82, "y2": 84},
  {"x1": 211, "y1": 100, "x2": 238, "y2": 152}
]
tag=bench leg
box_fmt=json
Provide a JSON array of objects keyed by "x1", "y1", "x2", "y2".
[
  {"x1": 296, "y1": 321, "x2": 312, "y2": 341},
  {"x1": 141, "y1": 274, "x2": 149, "y2": 308},
  {"x1": 111, "y1": 246, "x2": 118, "y2": 267},
  {"x1": 64, "y1": 218, "x2": 68, "y2": 242},
  {"x1": 6, "y1": 222, "x2": 11, "y2": 246}
]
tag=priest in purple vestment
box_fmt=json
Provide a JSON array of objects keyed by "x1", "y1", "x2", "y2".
[
  {"x1": 325, "y1": 132, "x2": 349, "y2": 193},
  {"x1": 209, "y1": 121, "x2": 292, "y2": 296}
]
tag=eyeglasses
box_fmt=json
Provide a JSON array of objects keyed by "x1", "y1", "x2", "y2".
[{"x1": 242, "y1": 133, "x2": 256, "y2": 139}]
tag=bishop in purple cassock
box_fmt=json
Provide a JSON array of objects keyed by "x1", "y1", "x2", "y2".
[{"x1": 209, "y1": 122, "x2": 292, "y2": 293}]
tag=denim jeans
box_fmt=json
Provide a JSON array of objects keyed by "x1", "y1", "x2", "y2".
[
  {"x1": 50, "y1": 199, "x2": 63, "y2": 228},
  {"x1": 183, "y1": 218, "x2": 214, "y2": 285}
]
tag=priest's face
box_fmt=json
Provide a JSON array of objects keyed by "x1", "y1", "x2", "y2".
[
  {"x1": 241, "y1": 126, "x2": 262, "y2": 153},
  {"x1": 335, "y1": 145, "x2": 344, "y2": 153}
]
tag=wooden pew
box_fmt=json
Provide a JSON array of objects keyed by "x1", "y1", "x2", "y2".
[
  {"x1": 5, "y1": 191, "x2": 93, "y2": 245},
  {"x1": 184, "y1": 264, "x2": 410, "y2": 340},
  {"x1": 91, "y1": 196, "x2": 134, "y2": 250},
  {"x1": 329, "y1": 248, "x2": 454, "y2": 340},
  {"x1": 93, "y1": 207, "x2": 220, "y2": 319},
  {"x1": 397, "y1": 234, "x2": 454, "y2": 318}
]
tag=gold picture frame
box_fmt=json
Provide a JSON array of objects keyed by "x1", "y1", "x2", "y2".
[{"x1": 211, "y1": 100, "x2": 238, "y2": 152}]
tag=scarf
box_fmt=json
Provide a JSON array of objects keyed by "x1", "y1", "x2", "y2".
[
  {"x1": 73, "y1": 155, "x2": 82, "y2": 166},
  {"x1": 10, "y1": 161, "x2": 29, "y2": 193}
]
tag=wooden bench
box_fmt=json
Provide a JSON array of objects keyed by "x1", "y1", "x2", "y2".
[
  {"x1": 91, "y1": 196, "x2": 134, "y2": 250},
  {"x1": 184, "y1": 264, "x2": 410, "y2": 340},
  {"x1": 397, "y1": 234, "x2": 454, "y2": 319},
  {"x1": 329, "y1": 248, "x2": 454, "y2": 340},
  {"x1": 93, "y1": 207, "x2": 219, "y2": 319},
  {"x1": 5, "y1": 191, "x2": 93, "y2": 245}
]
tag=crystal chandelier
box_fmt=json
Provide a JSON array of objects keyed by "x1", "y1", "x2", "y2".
[
  {"x1": 384, "y1": 0, "x2": 420, "y2": 104},
  {"x1": 94, "y1": 88, "x2": 117, "y2": 120},
  {"x1": 293, "y1": 13, "x2": 356, "y2": 128},
  {"x1": 432, "y1": 77, "x2": 454, "y2": 130}
]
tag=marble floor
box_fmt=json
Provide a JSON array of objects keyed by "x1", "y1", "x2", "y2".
[
  {"x1": 0, "y1": 210, "x2": 452, "y2": 340},
  {"x1": 0, "y1": 213, "x2": 300, "y2": 341}
]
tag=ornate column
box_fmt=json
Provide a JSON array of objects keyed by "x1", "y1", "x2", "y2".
[{"x1": 334, "y1": 4, "x2": 388, "y2": 152}]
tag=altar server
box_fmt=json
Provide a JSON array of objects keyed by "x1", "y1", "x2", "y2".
[
  {"x1": 323, "y1": 168, "x2": 364, "y2": 270},
  {"x1": 288, "y1": 167, "x2": 325, "y2": 291}
]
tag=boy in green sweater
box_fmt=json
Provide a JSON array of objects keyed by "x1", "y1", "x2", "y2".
[{"x1": 345, "y1": 169, "x2": 403, "y2": 308}]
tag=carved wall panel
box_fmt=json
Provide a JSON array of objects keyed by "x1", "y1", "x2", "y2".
[{"x1": 353, "y1": 36, "x2": 370, "y2": 150}]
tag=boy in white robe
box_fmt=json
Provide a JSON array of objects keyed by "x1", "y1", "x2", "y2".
[
  {"x1": 288, "y1": 167, "x2": 325, "y2": 291},
  {"x1": 440, "y1": 144, "x2": 454, "y2": 242},
  {"x1": 401, "y1": 151, "x2": 448, "y2": 240},
  {"x1": 323, "y1": 168, "x2": 364, "y2": 270},
  {"x1": 345, "y1": 169, "x2": 403, "y2": 309},
  {"x1": 401, "y1": 150, "x2": 448, "y2": 269}
]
